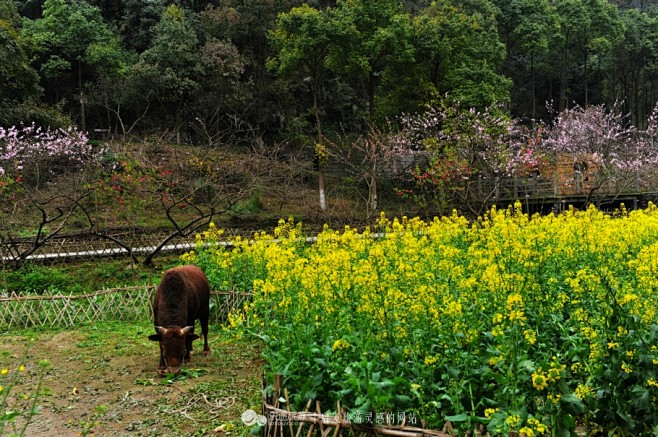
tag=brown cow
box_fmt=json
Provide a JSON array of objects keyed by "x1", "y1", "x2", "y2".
[{"x1": 148, "y1": 265, "x2": 211, "y2": 375}]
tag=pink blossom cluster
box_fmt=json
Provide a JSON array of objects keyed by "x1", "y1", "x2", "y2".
[
  {"x1": 399, "y1": 104, "x2": 533, "y2": 179},
  {"x1": 543, "y1": 103, "x2": 658, "y2": 174},
  {"x1": 0, "y1": 124, "x2": 98, "y2": 178},
  {"x1": 398, "y1": 101, "x2": 658, "y2": 183},
  {"x1": 506, "y1": 128, "x2": 545, "y2": 176}
]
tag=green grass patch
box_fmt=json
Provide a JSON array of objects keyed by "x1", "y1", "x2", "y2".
[{"x1": 1, "y1": 319, "x2": 263, "y2": 436}]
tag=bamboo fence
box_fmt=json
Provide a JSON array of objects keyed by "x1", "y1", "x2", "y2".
[
  {"x1": 0, "y1": 286, "x2": 252, "y2": 329},
  {"x1": 261, "y1": 375, "x2": 525, "y2": 437}
]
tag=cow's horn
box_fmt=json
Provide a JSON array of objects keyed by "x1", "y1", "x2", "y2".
[
  {"x1": 155, "y1": 326, "x2": 166, "y2": 335},
  {"x1": 181, "y1": 326, "x2": 194, "y2": 335}
]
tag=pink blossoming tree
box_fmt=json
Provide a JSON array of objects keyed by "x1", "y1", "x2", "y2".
[
  {"x1": 0, "y1": 124, "x2": 100, "y2": 185},
  {"x1": 396, "y1": 100, "x2": 658, "y2": 215},
  {"x1": 396, "y1": 101, "x2": 544, "y2": 215},
  {"x1": 0, "y1": 124, "x2": 104, "y2": 263},
  {"x1": 541, "y1": 103, "x2": 658, "y2": 205}
]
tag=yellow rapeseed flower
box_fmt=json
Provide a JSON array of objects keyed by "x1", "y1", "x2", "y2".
[
  {"x1": 547, "y1": 393, "x2": 561, "y2": 404},
  {"x1": 528, "y1": 417, "x2": 548, "y2": 434},
  {"x1": 332, "y1": 339, "x2": 350, "y2": 352},
  {"x1": 622, "y1": 362, "x2": 633, "y2": 374},
  {"x1": 523, "y1": 329, "x2": 537, "y2": 345},
  {"x1": 575, "y1": 384, "x2": 594, "y2": 400},
  {"x1": 484, "y1": 408, "x2": 498, "y2": 419},
  {"x1": 424, "y1": 355, "x2": 438, "y2": 366},
  {"x1": 492, "y1": 326, "x2": 504, "y2": 337},
  {"x1": 589, "y1": 343, "x2": 603, "y2": 360},
  {"x1": 547, "y1": 362, "x2": 565, "y2": 382},
  {"x1": 506, "y1": 293, "x2": 523, "y2": 310},
  {"x1": 505, "y1": 414, "x2": 521, "y2": 428},
  {"x1": 519, "y1": 427, "x2": 535, "y2": 437},
  {"x1": 532, "y1": 370, "x2": 548, "y2": 391},
  {"x1": 489, "y1": 356, "x2": 502, "y2": 366}
]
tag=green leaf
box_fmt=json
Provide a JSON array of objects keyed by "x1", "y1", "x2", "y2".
[
  {"x1": 560, "y1": 393, "x2": 585, "y2": 415},
  {"x1": 395, "y1": 394, "x2": 411, "y2": 404},
  {"x1": 519, "y1": 359, "x2": 536, "y2": 372},
  {"x1": 1, "y1": 411, "x2": 19, "y2": 421},
  {"x1": 444, "y1": 413, "x2": 468, "y2": 422},
  {"x1": 630, "y1": 385, "x2": 650, "y2": 410}
]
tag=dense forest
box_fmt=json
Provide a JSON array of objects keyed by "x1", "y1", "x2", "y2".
[
  {"x1": 6, "y1": 0, "x2": 658, "y2": 238},
  {"x1": 2, "y1": 0, "x2": 658, "y2": 143}
]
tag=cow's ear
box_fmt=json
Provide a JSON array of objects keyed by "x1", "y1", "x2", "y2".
[
  {"x1": 148, "y1": 334, "x2": 161, "y2": 341},
  {"x1": 187, "y1": 334, "x2": 200, "y2": 341}
]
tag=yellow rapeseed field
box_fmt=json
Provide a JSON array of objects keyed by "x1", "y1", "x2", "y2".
[{"x1": 186, "y1": 202, "x2": 658, "y2": 436}]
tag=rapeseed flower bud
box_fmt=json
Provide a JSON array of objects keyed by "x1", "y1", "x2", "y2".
[{"x1": 532, "y1": 370, "x2": 548, "y2": 390}]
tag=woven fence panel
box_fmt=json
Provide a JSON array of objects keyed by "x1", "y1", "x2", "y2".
[
  {"x1": 0, "y1": 287, "x2": 252, "y2": 329},
  {"x1": 262, "y1": 398, "x2": 520, "y2": 437},
  {"x1": 212, "y1": 290, "x2": 252, "y2": 324},
  {"x1": 262, "y1": 384, "x2": 524, "y2": 437}
]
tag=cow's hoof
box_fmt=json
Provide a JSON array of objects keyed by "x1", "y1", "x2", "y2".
[{"x1": 203, "y1": 350, "x2": 210, "y2": 356}]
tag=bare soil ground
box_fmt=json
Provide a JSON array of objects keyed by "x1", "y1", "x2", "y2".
[{"x1": 0, "y1": 321, "x2": 263, "y2": 437}]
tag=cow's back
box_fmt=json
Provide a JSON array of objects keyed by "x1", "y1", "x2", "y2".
[
  {"x1": 177, "y1": 265, "x2": 211, "y2": 302},
  {"x1": 154, "y1": 265, "x2": 210, "y2": 327}
]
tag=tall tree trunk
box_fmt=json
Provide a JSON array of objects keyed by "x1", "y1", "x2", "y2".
[
  {"x1": 176, "y1": 96, "x2": 184, "y2": 145},
  {"x1": 633, "y1": 69, "x2": 640, "y2": 128},
  {"x1": 531, "y1": 51, "x2": 536, "y2": 121},
  {"x1": 312, "y1": 78, "x2": 326, "y2": 211},
  {"x1": 584, "y1": 49, "x2": 589, "y2": 108},
  {"x1": 369, "y1": 149, "x2": 378, "y2": 214},
  {"x1": 368, "y1": 72, "x2": 376, "y2": 121},
  {"x1": 560, "y1": 50, "x2": 568, "y2": 112},
  {"x1": 78, "y1": 61, "x2": 86, "y2": 133},
  {"x1": 559, "y1": 32, "x2": 570, "y2": 112}
]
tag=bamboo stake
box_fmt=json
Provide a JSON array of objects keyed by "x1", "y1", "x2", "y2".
[
  {"x1": 332, "y1": 401, "x2": 341, "y2": 437},
  {"x1": 295, "y1": 399, "x2": 313, "y2": 437},
  {"x1": 284, "y1": 388, "x2": 296, "y2": 437}
]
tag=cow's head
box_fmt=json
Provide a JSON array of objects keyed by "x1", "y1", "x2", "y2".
[{"x1": 148, "y1": 326, "x2": 199, "y2": 375}]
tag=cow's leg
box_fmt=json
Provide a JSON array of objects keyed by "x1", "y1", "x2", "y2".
[
  {"x1": 184, "y1": 335, "x2": 193, "y2": 362},
  {"x1": 201, "y1": 315, "x2": 210, "y2": 356},
  {"x1": 158, "y1": 342, "x2": 166, "y2": 373}
]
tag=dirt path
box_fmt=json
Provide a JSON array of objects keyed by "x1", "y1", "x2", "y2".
[{"x1": 1, "y1": 322, "x2": 263, "y2": 436}]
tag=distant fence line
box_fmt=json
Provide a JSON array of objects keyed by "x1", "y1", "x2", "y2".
[
  {"x1": 0, "y1": 286, "x2": 252, "y2": 329},
  {"x1": 0, "y1": 230, "x2": 232, "y2": 266}
]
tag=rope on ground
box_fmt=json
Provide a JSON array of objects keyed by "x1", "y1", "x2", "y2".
[{"x1": 166, "y1": 393, "x2": 236, "y2": 421}]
